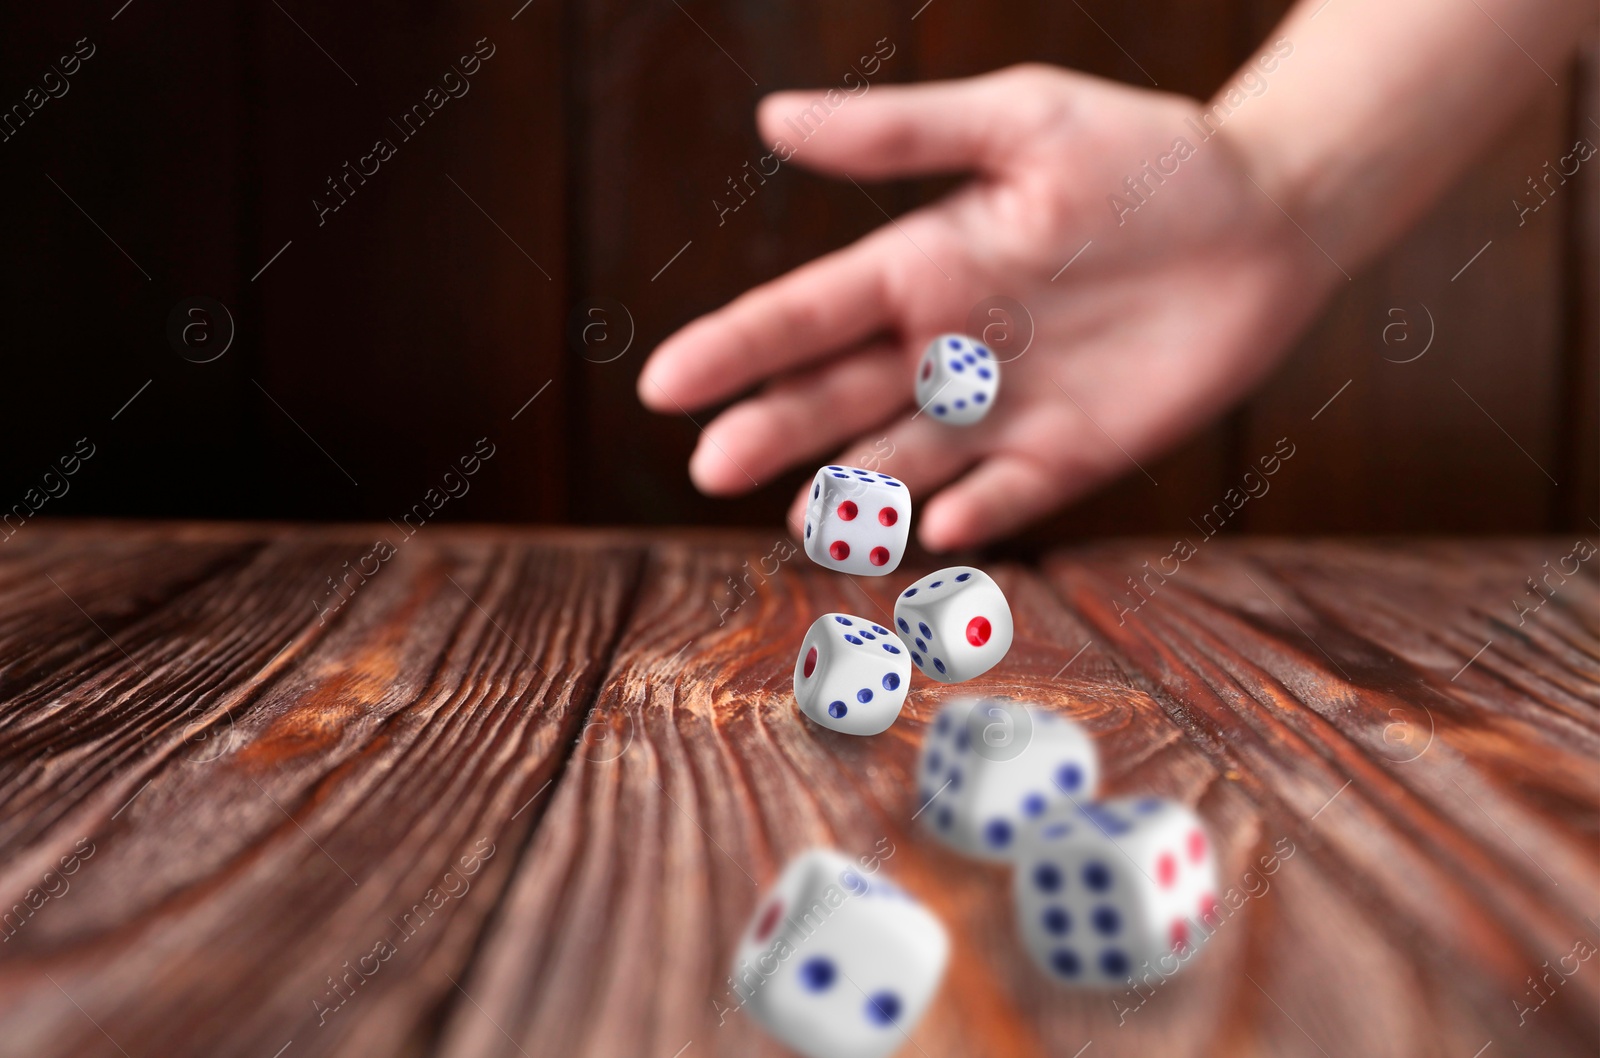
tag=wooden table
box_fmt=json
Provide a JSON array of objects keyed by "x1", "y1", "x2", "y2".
[{"x1": 0, "y1": 523, "x2": 1595, "y2": 1058}]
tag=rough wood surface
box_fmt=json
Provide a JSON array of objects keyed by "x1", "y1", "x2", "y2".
[{"x1": 0, "y1": 524, "x2": 1594, "y2": 1058}]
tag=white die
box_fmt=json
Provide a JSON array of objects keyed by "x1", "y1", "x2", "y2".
[
  {"x1": 1013, "y1": 798, "x2": 1218, "y2": 988},
  {"x1": 802, "y1": 465, "x2": 911, "y2": 576},
  {"x1": 794, "y1": 613, "x2": 912, "y2": 736},
  {"x1": 733, "y1": 849, "x2": 949, "y2": 1058},
  {"x1": 915, "y1": 334, "x2": 998, "y2": 426},
  {"x1": 893, "y1": 566, "x2": 1013, "y2": 683},
  {"x1": 916, "y1": 699, "x2": 1099, "y2": 860}
]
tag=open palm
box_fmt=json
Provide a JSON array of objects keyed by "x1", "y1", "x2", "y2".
[{"x1": 638, "y1": 64, "x2": 1342, "y2": 550}]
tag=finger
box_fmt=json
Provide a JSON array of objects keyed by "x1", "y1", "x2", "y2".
[
  {"x1": 917, "y1": 454, "x2": 1067, "y2": 551},
  {"x1": 784, "y1": 419, "x2": 984, "y2": 539},
  {"x1": 689, "y1": 343, "x2": 909, "y2": 495},
  {"x1": 638, "y1": 229, "x2": 896, "y2": 413},
  {"x1": 757, "y1": 68, "x2": 1030, "y2": 180}
]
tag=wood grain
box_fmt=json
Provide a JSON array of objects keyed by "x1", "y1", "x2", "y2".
[
  {"x1": 0, "y1": 524, "x2": 1594, "y2": 1058},
  {"x1": 1047, "y1": 539, "x2": 1600, "y2": 1055},
  {"x1": 0, "y1": 524, "x2": 642, "y2": 1058},
  {"x1": 434, "y1": 531, "x2": 1596, "y2": 1057}
]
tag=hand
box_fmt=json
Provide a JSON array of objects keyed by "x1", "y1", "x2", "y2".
[{"x1": 637, "y1": 64, "x2": 1343, "y2": 550}]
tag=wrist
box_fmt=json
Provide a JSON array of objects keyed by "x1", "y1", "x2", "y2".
[
  {"x1": 1202, "y1": 50, "x2": 1368, "y2": 288},
  {"x1": 1191, "y1": 125, "x2": 1345, "y2": 310},
  {"x1": 1204, "y1": 0, "x2": 1595, "y2": 278},
  {"x1": 1200, "y1": 40, "x2": 1327, "y2": 242}
]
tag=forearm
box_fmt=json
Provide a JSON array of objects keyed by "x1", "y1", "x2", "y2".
[{"x1": 1217, "y1": 0, "x2": 1595, "y2": 270}]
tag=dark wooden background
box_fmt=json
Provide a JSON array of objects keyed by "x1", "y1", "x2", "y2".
[{"x1": 0, "y1": 0, "x2": 1594, "y2": 541}]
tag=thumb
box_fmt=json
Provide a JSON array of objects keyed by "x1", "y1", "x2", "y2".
[{"x1": 756, "y1": 68, "x2": 1029, "y2": 180}]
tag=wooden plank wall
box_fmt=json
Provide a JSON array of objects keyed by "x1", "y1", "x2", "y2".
[{"x1": 0, "y1": 1, "x2": 1592, "y2": 536}]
